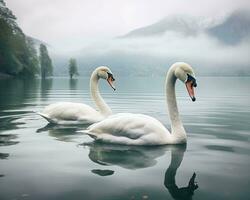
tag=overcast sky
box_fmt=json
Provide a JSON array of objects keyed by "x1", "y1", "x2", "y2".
[{"x1": 5, "y1": 0, "x2": 250, "y2": 51}]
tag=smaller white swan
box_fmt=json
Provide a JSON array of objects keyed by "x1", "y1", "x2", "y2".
[
  {"x1": 38, "y1": 66, "x2": 115, "y2": 125},
  {"x1": 83, "y1": 62, "x2": 197, "y2": 145}
]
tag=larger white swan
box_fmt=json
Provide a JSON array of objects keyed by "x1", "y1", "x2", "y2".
[
  {"x1": 84, "y1": 62, "x2": 197, "y2": 145},
  {"x1": 38, "y1": 66, "x2": 115, "y2": 125}
]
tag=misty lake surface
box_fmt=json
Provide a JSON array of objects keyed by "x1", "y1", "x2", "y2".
[{"x1": 0, "y1": 76, "x2": 249, "y2": 200}]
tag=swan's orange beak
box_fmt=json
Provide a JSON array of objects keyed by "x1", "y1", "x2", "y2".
[
  {"x1": 107, "y1": 73, "x2": 116, "y2": 91},
  {"x1": 185, "y1": 80, "x2": 196, "y2": 102}
]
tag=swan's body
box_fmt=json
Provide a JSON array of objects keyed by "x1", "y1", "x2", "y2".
[
  {"x1": 86, "y1": 113, "x2": 174, "y2": 145},
  {"x1": 38, "y1": 66, "x2": 115, "y2": 125},
  {"x1": 84, "y1": 62, "x2": 197, "y2": 145},
  {"x1": 38, "y1": 102, "x2": 103, "y2": 125}
]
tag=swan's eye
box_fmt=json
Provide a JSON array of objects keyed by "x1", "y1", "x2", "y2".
[
  {"x1": 187, "y1": 74, "x2": 197, "y2": 87},
  {"x1": 107, "y1": 72, "x2": 115, "y2": 81}
]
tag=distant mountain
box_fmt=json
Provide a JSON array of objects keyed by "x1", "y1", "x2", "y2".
[
  {"x1": 207, "y1": 10, "x2": 250, "y2": 45},
  {"x1": 121, "y1": 10, "x2": 250, "y2": 45},
  {"x1": 51, "y1": 10, "x2": 250, "y2": 77},
  {"x1": 121, "y1": 15, "x2": 207, "y2": 38}
]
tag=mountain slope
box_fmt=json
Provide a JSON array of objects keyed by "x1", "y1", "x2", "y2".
[
  {"x1": 207, "y1": 10, "x2": 250, "y2": 45},
  {"x1": 121, "y1": 15, "x2": 205, "y2": 38},
  {"x1": 121, "y1": 10, "x2": 250, "y2": 45},
  {"x1": 0, "y1": 0, "x2": 39, "y2": 77}
]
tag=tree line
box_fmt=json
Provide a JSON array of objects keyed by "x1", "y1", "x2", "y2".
[
  {"x1": 0, "y1": 0, "x2": 79, "y2": 79},
  {"x1": 0, "y1": 0, "x2": 52, "y2": 78}
]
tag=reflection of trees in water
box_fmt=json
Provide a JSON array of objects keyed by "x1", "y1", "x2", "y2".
[
  {"x1": 69, "y1": 78, "x2": 78, "y2": 90},
  {"x1": 0, "y1": 134, "x2": 19, "y2": 146},
  {"x1": 87, "y1": 143, "x2": 198, "y2": 199},
  {"x1": 0, "y1": 79, "x2": 38, "y2": 158},
  {"x1": 0, "y1": 78, "x2": 39, "y2": 109},
  {"x1": 40, "y1": 78, "x2": 53, "y2": 99},
  {"x1": 0, "y1": 78, "x2": 37, "y2": 158},
  {"x1": 0, "y1": 142, "x2": 11, "y2": 178},
  {"x1": 0, "y1": 115, "x2": 25, "y2": 131},
  {"x1": 0, "y1": 152, "x2": 9, "y2": 159}
]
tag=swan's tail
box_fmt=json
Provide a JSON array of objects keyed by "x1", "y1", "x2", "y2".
[{"x1": 35, "y1": 111, "x2": 55, "y2": 124}]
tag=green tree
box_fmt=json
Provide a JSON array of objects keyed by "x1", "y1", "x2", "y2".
[
  {"x1": 39, "y1": 44, "x2": 53, "y2": 79},
  {"x1": 25, "y1": 37, "x2": 39, "y2": 75},
  {"x1": 68, "y1": 58, "x2": 78, "y2": 79},
  {"x1": 0, "y1": 0, "x2": 39, "y2": 77}
]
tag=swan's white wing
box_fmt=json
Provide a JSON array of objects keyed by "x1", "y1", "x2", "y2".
[
  {"x1": 86, "y1": 113, "x2": 171, "y2": 145},
  {"x1": 40, "y1": 102, "x2": 103, "y2": 124}
]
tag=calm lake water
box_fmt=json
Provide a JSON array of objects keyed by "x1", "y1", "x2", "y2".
[{"x1": 0, "y1": 76, "x2": 249, "y2": 200}]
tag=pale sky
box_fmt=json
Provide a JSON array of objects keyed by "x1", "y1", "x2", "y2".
[{"x1": 5, "y1": 0, "x2": 250, "y2": 51}]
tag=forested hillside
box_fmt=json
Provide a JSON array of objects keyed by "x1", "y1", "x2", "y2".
[{"x1": 0, "y1": 0, "x2": 39, "y2": 77}]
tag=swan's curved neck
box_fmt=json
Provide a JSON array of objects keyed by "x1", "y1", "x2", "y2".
[
  {"x1": 90, "y1": 71, "x2": 112, "y2": 116},
  {"x1": 166, "y1": 66, "x2": 186, "y2": 142}
]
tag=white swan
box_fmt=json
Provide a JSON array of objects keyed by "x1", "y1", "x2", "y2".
[
  {"x1": 38, "y1": 66, "x2": 115, "y2": 125},
  {"x1": 83, "y1": 62, "x2": 197, "y2": 145}
]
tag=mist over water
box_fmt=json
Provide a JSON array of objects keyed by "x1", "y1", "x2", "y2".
[{"x1": 73, "y1": 34, "x2": 250, "y2": 76}]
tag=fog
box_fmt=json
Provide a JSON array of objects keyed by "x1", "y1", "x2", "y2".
[
  {"x1": 52, "y1": 31, "x2": 250, "y2": 76},
  {"x1": 6, "y1": 0, "x2": 250, "y2": 51},
  {"x1": 83, "y1": 33, "x2": 249, "y2": 64},
  {"x1": 49, "y1": 8, "x2": 250, "y2": 77},
  {"x1": 5, "y1": 0, "x2": 250, "y2": 76}
]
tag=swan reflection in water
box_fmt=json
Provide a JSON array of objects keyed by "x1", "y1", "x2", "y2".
[
  {"x1": 88, "y1": 143, "x2": 168, "y2": 169},
  {"x1": 164, "y1": 145, "x2": 198, "y2": 200},
  {"x1": 36, "y1": 124, "x2": 88, "y2": 142},
  {"x1": 86, "y1": 143, "x2": 198, "y2": 200}
]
